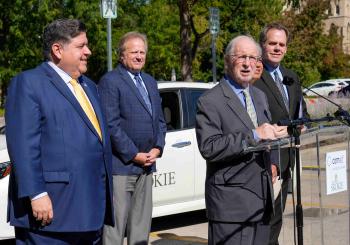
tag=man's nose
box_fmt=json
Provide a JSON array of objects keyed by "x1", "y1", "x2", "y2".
[
  {"x1": 242, "y1": 57, "x2": 250, "y2": 65},
  {"x1": 84, "y1": 46, "x2": 92, "y2": 56},
  {"x1": 135, "y1": 52, "x2": 142, "y2": 59}
]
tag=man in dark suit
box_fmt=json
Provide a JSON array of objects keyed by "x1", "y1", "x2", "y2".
[
  {"x1": 196, "y1": 35, "x2": 287, "y2": 245},
  {"x1": 254, "y1": 23, "x2": 309, "y2": 245},
  {"x1": 5, "y1": 19, "x2": 114, "y2": 244},
  {"x1": 99, "y1": 32, "x2": 166, "y2": 245}
]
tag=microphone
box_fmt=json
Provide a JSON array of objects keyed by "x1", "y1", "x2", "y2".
[
  {"x1": 297, "y1": 77, "x2": 345, "y2": 110},
  {"x1": 282, "y1": 76, "x2": 294, "y2": 86},
  {"x1": 279, "y1": 76, "x2": 350, "y2": 126},
  {"x1": 277, "y1": 76, "x2": 310, "y2": 127},
  {"x1": 277, "y1": 118, "x2": 309, "y2": 127}
]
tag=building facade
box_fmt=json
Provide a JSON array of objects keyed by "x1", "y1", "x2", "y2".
[{"x1": 324, "y1": 0, "x2": 350, "y2": 54}]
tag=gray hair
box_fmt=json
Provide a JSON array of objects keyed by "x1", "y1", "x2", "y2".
[{"x1": 224, "y1": 35, "x2": 261, "y2": 73}]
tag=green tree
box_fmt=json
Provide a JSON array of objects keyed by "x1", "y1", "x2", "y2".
[
  {"x1": 0, "y1": 0, "x2": 348, "y2": 107},
  {"x1": 282, "y1": 0, "x2": 350, "y2": 87}
]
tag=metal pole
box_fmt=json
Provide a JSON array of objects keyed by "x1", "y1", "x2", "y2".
[
  {"x1": 294, "y1": 132, "x2": 303, "y2": 245},
  {"x1": 211, "y1": 34, "x2": 217, "y2": 83},
  {"x1": 107, "y1": 18, "x2": 112, "y2": 71}
]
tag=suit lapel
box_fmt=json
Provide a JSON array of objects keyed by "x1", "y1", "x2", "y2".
[
  {"x1": 220, "y1": 79, "x2": 255, "y2": 130},
  {"x1": 41, "y1": 63, "x2": 102, "y2": 143},
  {"x1": 261, "y1": 70, "x2": 289, "y2": 115},
  {"x1": 117, "y1": 65, "x2": 152, "y2": 117}
]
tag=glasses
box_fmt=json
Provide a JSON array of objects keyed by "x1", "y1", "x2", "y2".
[{"x1": 230, "y1": 55, "x2": 262, "y2": 64}]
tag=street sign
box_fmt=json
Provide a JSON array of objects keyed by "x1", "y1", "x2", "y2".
[
  {"x1": 101, "y1": 0, "x2": 117, "y2": 19},
  {"x1": 209, "y1": 7, "x2": 220, "y2": 35}
]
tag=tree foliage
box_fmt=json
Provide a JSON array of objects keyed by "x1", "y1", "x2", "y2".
[
  {"x1": 281, "y1": 0, "x2": 350, "y2": 87},
  {"x1": 0, "y1": 0, "x2": 349, "y2": 105}
]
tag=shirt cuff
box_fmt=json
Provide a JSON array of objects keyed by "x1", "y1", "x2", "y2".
[
  {"x1": 252, "y1": 129, "x2": 260, "y2": 141},
  {"x1": 31, "y1": 192, "x2": 48, "y2": 201}
]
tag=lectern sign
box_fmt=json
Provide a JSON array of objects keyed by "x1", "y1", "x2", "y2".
[{"x1": 326, "y1": 150, "x2": 347, "y2": 195}]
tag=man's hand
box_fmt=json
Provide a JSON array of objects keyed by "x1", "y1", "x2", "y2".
[
  {"x1": 144, "y1": 148, "x2": 161, "y2": 166},
  {"x1": 133, "y1": 148, "x2": 161, "y2": 167},
  {"x1": 271, "y1": 164, "x2": 278, "y2": 184},
  {"x1": 31, "y1": 195, "x2": 53, "y2": 226},
  {"x1": 273, "y1": 125, "x2": 288, "y2": 138},
  {"x1": 299, "y1": 125, "x2": 307, "y2": 133},
  {"x1": 133, "y1": 153, "x2": 151, "y2": 165},
  {"x1": 255, "y1": 123, "x2": 277, "y2": 140}
]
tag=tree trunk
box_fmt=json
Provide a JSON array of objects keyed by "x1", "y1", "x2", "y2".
[{"x1": 179, "y1": 0, "x2": 193, "y2": 82}]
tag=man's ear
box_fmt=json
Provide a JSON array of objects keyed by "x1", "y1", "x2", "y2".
[{"x1": 51, "y1": 42, "x2": 63, "y2": 60}]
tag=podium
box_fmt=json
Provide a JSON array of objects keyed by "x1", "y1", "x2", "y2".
[{"x1": 243, "y1": 125, "x2": 350, "y2": 245}]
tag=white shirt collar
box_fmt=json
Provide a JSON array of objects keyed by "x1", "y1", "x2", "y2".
[{"x1": 47, "y1": 61, "x2": 74, "y2": 85}]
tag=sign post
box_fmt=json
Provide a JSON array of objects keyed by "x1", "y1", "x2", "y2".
[
  {"x1": 100, "y1": 0, "x2": 117, "y2": 71},
  {"x1": 209, "y1": 7, "x2": 219, "y2": 83}
]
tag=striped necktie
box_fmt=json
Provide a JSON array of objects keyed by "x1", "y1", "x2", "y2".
[
  {"x1": 70, "y1": 79, "x2": 102, "y2": 140},
  {"x1": 273, "y1": 71, "x2": 289, "y2": 112},
  {"x1": 134, "y1": 74, "x2": 152, "y2": 115},
  {"x1": 243, "y1": 88, "x2": 258, "y2": 128}
]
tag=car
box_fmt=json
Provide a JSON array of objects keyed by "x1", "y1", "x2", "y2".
[
  {"x1": 303, "y1": 79, "x2": 349, "y2": 97},
  {"x1": 153, "y1": 81, "x2": 215, "y2": 217},
  {"x1": 0, "y1": 81, "x2": 216, "y2": 239},
  {"x1": 0, "y1": 127, "x2": 14, "y2": 241},
  {"x1": 329, "y1": 84, "x2": 350, "y2": 98}
]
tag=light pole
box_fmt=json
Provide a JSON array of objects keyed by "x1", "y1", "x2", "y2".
[
  {"x1": 209, "y1": 7, "x2": 219, "y2": 83},
  {"x1": 100, "y1": 0, "x2": 117, "y2": 71}
]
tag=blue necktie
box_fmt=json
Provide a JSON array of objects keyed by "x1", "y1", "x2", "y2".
[{"x1": 134, "y1": 74, "x2": 152, "y2": 115}]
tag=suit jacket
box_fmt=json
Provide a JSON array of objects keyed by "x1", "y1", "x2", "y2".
[
  {"x1": 6, "y1": 62, "x2": 114, "y2": 232},
  {"x1": 98, "y1": 64, "x2": 166, "y2": 175},
  {"x1": 195, "y1": 78, "x2": 274, "y2": 223},
  {"x1": 254, "y1": 65, "x2": 309, "y2": 174}
]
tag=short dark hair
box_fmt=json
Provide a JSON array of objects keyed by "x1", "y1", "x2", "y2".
[
  {"x1": 43, "y1": 19, "x2": 87, "y2": 61},
  {"x1": 259, "y1": 22, "x2": 290, "y2": 47},
  {"x1": 117, "y1": 31, "x2": 148, "y2": 62}
]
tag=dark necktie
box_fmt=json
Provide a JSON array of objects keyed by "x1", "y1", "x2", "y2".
[
  {"x1": 243, "y1": 88, "x2": 258, "y2": 128},
  {"x1": 134, "y1": 74, "x2": 152, "y2": 115},
  {"x1": 273, "y1": 71, "x2": 289, "y2": 112}
]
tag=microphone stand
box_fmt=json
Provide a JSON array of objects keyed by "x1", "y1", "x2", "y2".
[
  {"x1": 279, "y1": 77, "x2": 350, "y2": 244},
  {"x1": 278, "y1": 114, "x2": 350, "y2": 245},
  {"x1": 301, "y1": 83, "x2": 350, "y2": 126}
]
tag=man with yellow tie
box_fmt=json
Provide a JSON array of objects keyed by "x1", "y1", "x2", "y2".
[{"x1": 5, "y1": 19, "x2": 114, "y2": 244}]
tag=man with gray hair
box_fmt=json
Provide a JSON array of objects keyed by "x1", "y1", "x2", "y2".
[
  {"x1": 196, "y1": 35, "x2": 287, "y2": 245},
  {"x1": 99, "y1": 31, "x2": 166, "y2": 245}
]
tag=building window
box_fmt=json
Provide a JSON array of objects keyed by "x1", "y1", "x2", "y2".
[{"x1": 336, "y1": 0, "x2": 340, "y2": 15}]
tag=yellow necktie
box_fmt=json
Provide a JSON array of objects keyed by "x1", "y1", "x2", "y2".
[{"x1": 70, "y1": 79, "x2": 102, "y2": 140}]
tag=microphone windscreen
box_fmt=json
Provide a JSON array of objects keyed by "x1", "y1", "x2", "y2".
[{"x1": 282, "y1": 76, "x2": 294, "y2": 86}]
